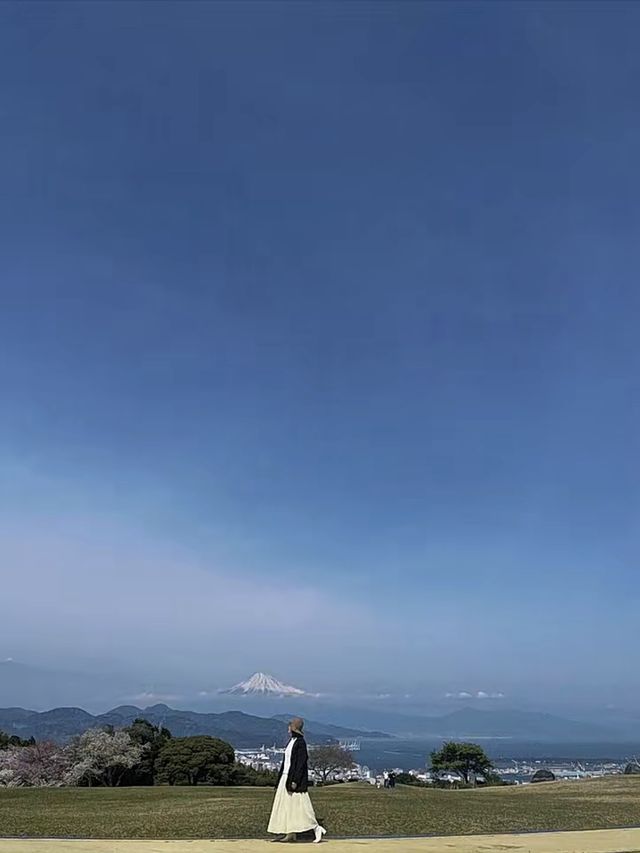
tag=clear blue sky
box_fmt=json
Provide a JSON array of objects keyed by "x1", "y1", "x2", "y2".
[{"x1": 0, "y1": 1, "x2": 638, "y2": 713}]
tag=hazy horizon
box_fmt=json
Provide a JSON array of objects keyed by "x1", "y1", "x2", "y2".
[{"x1": 1, "y1": 2, "x2": 638, "y2": 718}]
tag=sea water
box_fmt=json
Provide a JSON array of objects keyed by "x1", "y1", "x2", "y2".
[{"x1": 356, "y1": 738, "x2": 640, "y2": 772}]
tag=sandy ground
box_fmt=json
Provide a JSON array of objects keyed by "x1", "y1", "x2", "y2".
[{"x1": 1, "y1": 829, "x2": 639, "y2": 853}]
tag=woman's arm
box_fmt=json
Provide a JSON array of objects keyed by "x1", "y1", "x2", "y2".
[{"x1": 287, "y1": 738, "x2": 308, "y2": 792}]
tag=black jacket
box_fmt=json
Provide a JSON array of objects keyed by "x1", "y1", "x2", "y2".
[{"x1": 277, "y1": 733, "x2": 309, "y2": 793}]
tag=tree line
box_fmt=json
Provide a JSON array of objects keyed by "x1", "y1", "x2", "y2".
[
  {"x1": 8, "y1": 727, "x2": 614, "y2": 789},
  {"x1": 0, "y1": 719, "x2": 277, "y2": 788},
  {"x1": 305, "y1": 741, "x2": 501, "y2": 787},
  {"x1": 427, "y1": 744, "x2": 640, "y2": 785}
]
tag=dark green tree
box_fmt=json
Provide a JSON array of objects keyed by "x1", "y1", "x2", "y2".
[
  {"x1": 479, "y1": 769, "x2": 505, "y2": 786},
  {"x1": 232, "y1": 764, "x2": 279, "y2": 787},
  {"x1": 430, "y1": 741, "x2": 493, "y2": 785},
  {"x1": 531, "y1": 768, "x2": 555, "y2": 783},
  {"x1": 155, "y1": 736, "x2": 235, "y2": 786},
  {"x1": 0, "y1": 730, "x2": 35, "y2": 749},
  {"x1": 121, "y1": 718, "x2": 172, "y2": 785}
]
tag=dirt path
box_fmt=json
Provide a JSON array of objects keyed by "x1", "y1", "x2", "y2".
[{"x1": 1, "y1": 828, "x2": 639, "y2": 853}]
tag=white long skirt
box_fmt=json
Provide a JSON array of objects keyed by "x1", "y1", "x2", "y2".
[{"x1": 267, "y1": 777, "x2": 319, "y2": 835}]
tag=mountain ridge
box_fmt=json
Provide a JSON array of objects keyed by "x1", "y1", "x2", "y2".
[
  {"x1": 0, "y1": 704, "x2": 390, "y2": 746},
  {"x1": 422, "y1": 707, "x2": 612, "y2": 740},
  {"x1": 0, "y1": 701, "x2": 621, "y2": 744}
]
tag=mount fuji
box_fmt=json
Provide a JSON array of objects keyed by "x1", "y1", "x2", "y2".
[{"x1": 220, "y1": 672, "x2": 311, "y2": 697}]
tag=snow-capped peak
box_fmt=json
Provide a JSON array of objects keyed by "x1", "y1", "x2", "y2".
[{"x1": 220, "y1": 672, "x2": 307, "y2": 696}]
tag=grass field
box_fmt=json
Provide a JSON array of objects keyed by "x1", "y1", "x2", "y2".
[{"x1": 1, "y1": 778, "x2": 639, "y2": 839}]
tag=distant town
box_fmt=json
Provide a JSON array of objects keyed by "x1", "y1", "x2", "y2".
[{"x1": 235, "y1": 742, "x2": 634, "y2": 786}]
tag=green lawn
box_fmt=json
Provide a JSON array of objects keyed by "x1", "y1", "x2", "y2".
[{"x1": 1, "y1": 778, "x2": 639, "y2": 839}]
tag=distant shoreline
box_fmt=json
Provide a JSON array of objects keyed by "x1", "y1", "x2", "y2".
[{"x1": 356, "y1": 738, "x2": 640, "y2": 772}]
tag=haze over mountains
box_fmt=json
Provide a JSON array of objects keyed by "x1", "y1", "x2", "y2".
[
  {"x1": 0, "y1": 704, "x2": 388, "y2": 746},
  {"x1": 1, "y1": 663, "x2": 636, "y2": 743},
  {"x1": 0, "y1": 702, "x2": 628, "y2": 746}
]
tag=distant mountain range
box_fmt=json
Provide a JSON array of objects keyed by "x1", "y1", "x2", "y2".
[
  {"x1": 0, "y1": 702, "x2": 621, "y2": 745},
  {"x1": 287, "y1": 704, "x2": 622, "y2": 742},
  {"x1": 0, "y1": 664, "x2": 633, "y2": 743},
  {"x1": 418, "y1": 707, "x2": 614, "y2": 741},
  {"x1": 0, "y1": 704, "x2": 390, "y2": 746}
]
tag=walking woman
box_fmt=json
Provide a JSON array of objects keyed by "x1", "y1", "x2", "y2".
[{"x1": 268, "y1": 717, "x2": 326, "y2": 843}]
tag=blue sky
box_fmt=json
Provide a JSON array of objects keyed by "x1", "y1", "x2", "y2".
[{"x1": 0, "y1": 1, "x2": 638, "y2": 714}]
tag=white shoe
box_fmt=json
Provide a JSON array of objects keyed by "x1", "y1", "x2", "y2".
[{"x1": 313, "y1": 825, "x2": 327, "y2": 843}]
